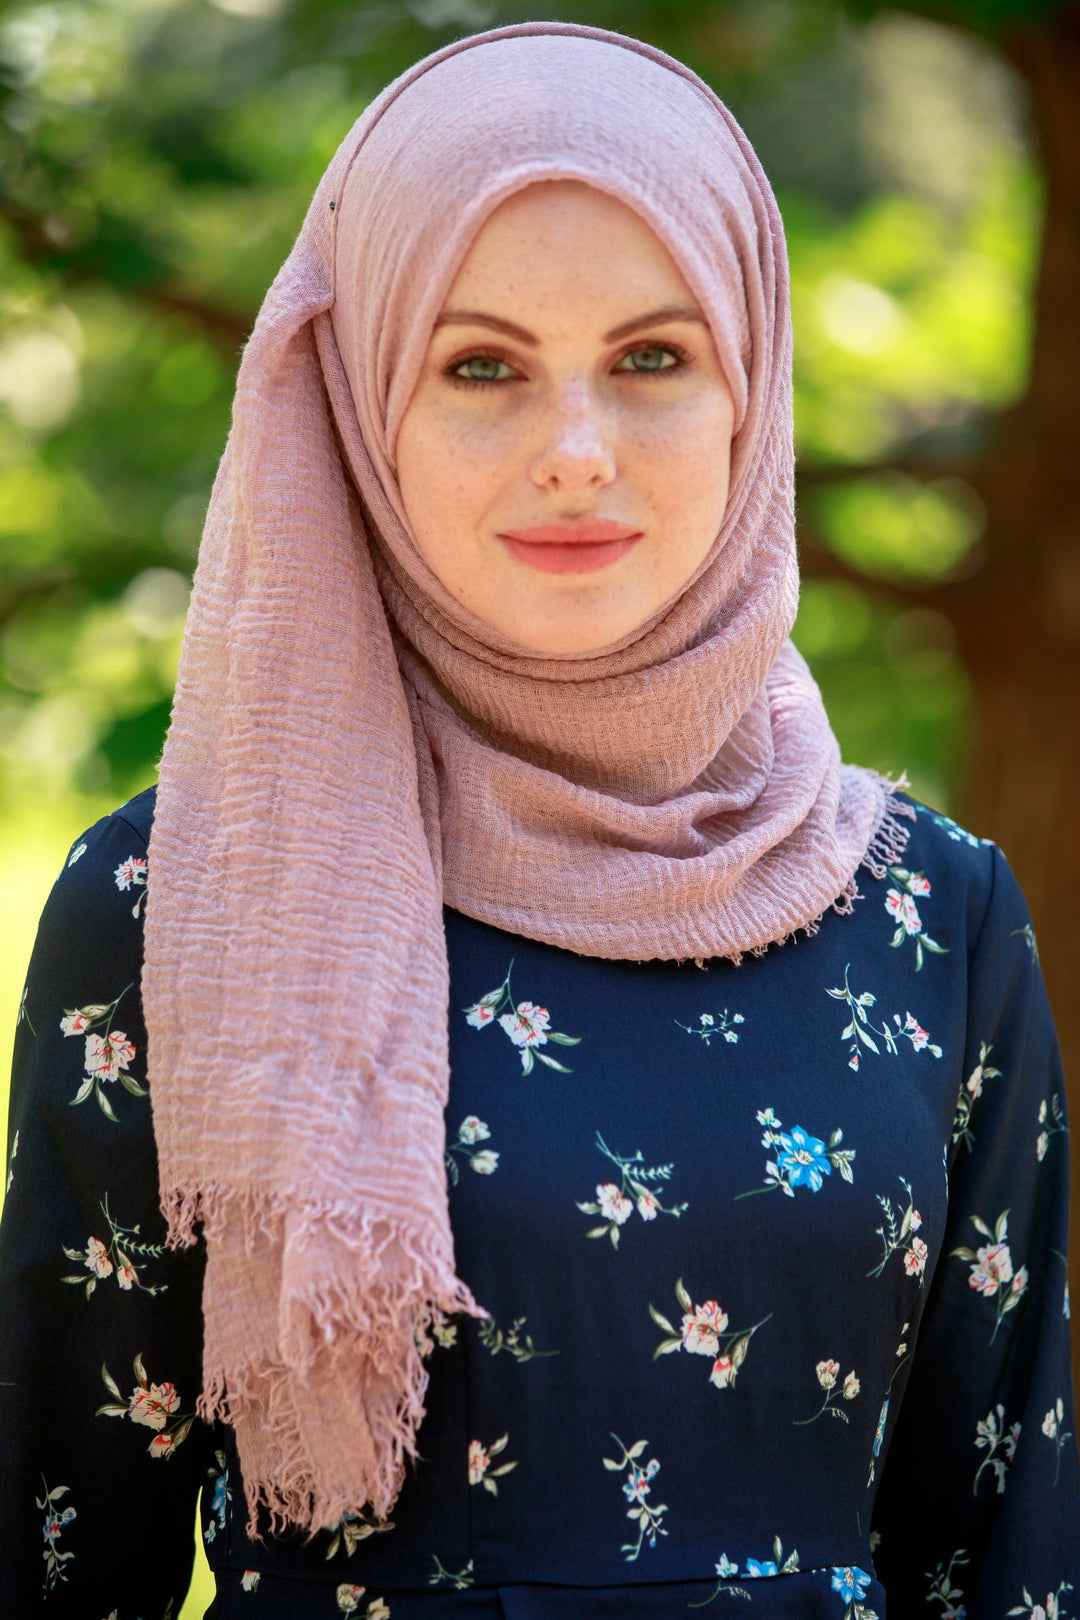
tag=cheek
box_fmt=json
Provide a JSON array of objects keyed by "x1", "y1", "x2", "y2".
[
  {"x1": 623, "y1": 391, "x2": 733, "y2": 522},
  {"x1": 398, "y1": 397, "x2": 521, "y2": 536}
]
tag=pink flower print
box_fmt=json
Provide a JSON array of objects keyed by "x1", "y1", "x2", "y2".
[
  {"x1": 885, "y1": 890, "x2": 922, "y2": 935},
  {"x1": 1010, "y1": 1265, "x2": 1029, "y2": 1297},
  {"x1": 467, "y1": 1440, "x2": 489, "y2": 1486},
  {"x1": 336, "y1": 1586, "x2": 364, "y2": 1614},
  {"x1": 458, "y1": 1116, "x2": 490, "y2": 1145},
  {"x1": 681, "y1": 1300, "x2": 728, "y2": 1357},
  {"x1": 637, "y1": 1191, "x2": 660, "y2": 1222},
  {"x1": 241, "y1": 1570, "x2": 261, "y2": 1591},
  {"x1": 816, "y1": 1359, "x2": 840, "y2": 1391},
  {"x1": 1006, "y1": 1421, "x2": 1022, "y2": 1462},
  {"x1": 128, "y1": 1380, "x2": 180, "y2": 1431},
  {"x1": 969, "y1": 1242, "x2": 1013, "y2": 1297},
  {"x1": 709, "y1": 1354, "x2": 735, "y2": 1389},
  {"x1": 597, "y1": 1184, "x2": 633, "y2": 1225},
  {"x1": 116, "y1": 1263, "x2": 137, "y2": 1291},
  {"x1": 903, "y1": 1015, "x2": 931, "y2": 1052},
  {"x1": 909, "y1": 1209, "x2": 922, "y2": 1230},
  {"x1": 60, "y1": 1010, "x2": 91, "y2": 1037},
  {"x1": 148, "y1": 1431, "x2": 177, "y2": 1459},
  {"x1": 465, "y1": 1003, "x2": 494, "y2": 1028},
  {"x1": 114, "y1": 855, "x2": 147, "y2": 892},
  {"x1": 84, "y1": 1030, "x2": 137, "y2": 1084},
  {"x1": 498, "y1": 1001, "x2": 550, "y2": 1049},
  {"x1": 904, "y1": 1236, "x2": 928, "y2": 1276},
  {"x1": 909, "y1": 874, "x2": 931, "y2": 896},
  {"x1": 85, "y1": 1236, "x2": 113, "y2": 1279}
]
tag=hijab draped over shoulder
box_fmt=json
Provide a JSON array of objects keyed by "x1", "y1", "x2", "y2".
[{"x1": 143, "y1": 21, "x2": 912, "y2": 1535}]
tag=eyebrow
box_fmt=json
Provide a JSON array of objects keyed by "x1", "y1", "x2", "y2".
[{"x1": 432, "y1": 304, "x2": 708, "y2": 346}]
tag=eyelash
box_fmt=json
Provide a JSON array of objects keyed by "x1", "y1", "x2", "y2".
[{"x1": 443, "y1": 341, "x2": 694, "y2": 389}]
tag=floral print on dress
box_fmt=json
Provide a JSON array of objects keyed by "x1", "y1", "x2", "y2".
[
  {"x1": 867, "y1": 1178, "x2": 927, "y2": 1282},
  {"x1": 113, "y1": 853, "x2": 147, "y2": 917},
  {"x1": 974, "y1": 1404, "x2": 1021, "y2": 1496},
  {"x1": 335, "y1": 1586, "x2": 390, "y2": 1618},
  {"x1": 602, "y1": 1435, "x2": 668, "y2": 1561},
  {"x1": 1042, "y1": 1398, "x2": 1074, "y2": 1487},
  {"x1": 241, "y1": 1570, "x2": 261, "y2": 1591},
  {"x1": 1037, "y1": 1093, "x2": 1068, "y2": 1161},
  {"x1": 444, "y1": 1115, "x2": 498, "y2": 1183},
  {"x1": 37, "y1": 1478, "x2": 76, "y2": 1591},
  {"x1": 793, "y1": 1359, "x2": 860, "y2": 1426},
  {"x1": 883, "y1": 865, "x2": 948, "y2": 969},
  {"x1": 832, "y1": 1566, "x2": 878, "y2": 1619},
  {"x1": 477, "y1": 1314, "x2": 558, "y2": 1362},
  {"x1": 204, "y1": 1450, "x2": 231, "y2": 1543},
  {"x1": 324, "y1": 1507, "x2": 393, "y2": 1560},
  {"x1": 61, "y1": 1191, "x2": 168, "y2": 1297},
  {"x1": 61, "y1": 987, "x2": 143, "y2": 1120},
  {"x1": 675, "y1": 1009, "x2": 744, "y2": 1046},
  {"x1": 952, "y1": 1042, "x2": 1001, "y2": 1152},
  {"x1": 826, "y1": 967, "x2": 943, "y2": 1071},
  {"x1": 463, "y1": 960, "x2": 581, "y2": 1074},
  {"x1": 736, "y1": 1108, "x2": 855, "y2": 1200},
  {"x1": 692, "y1": 1539, "x2": 802, "y2": 1606},
  {"x1": 468, "y1": 1434, "x2": 518, "y2": 1495},
  {"x1": 96, "y1": 1354, "x2": 195, "y2": 1458},
  {"x1": 429, "y1": 1556, "x2": 475, "y2": 1589},
  {"x1": 926, "y1": 1550, "x2": 969, "y2": 1617},
  {"x1": 1007, "y1": 1582, "x2": 1074, "y2": 1619},
  {"x1": 951, "y1": 1210, "x2": 1029, "y2": 1341},
  {"x1": 577, "y1": 1130, "x2": 688, "y2": 1244},
  {"x1": 650, "y1": 1277, "x2": 770, "y2": 1389},
  {"x1": 6, "y1": 1126, "x2": 18, "y2": 1193},
  {"x1": 1012, "y1": 921, "x2": 1040, "y2": 964}
]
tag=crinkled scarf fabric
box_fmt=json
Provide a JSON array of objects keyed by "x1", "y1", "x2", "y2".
[{"x1": 143, "y1": 21, "x2": 912, "y2": 1537}]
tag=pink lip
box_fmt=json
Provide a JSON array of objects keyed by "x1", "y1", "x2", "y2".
[{"x1": 497, "y1": 519, "x2": 643, "y2": 576}]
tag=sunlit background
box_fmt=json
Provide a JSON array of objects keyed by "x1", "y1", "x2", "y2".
[{"x1": 1, "y1": 0, "x2": 1074, "y2": 1611}]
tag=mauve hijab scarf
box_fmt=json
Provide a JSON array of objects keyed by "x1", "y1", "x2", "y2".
[{"x1": 144, "y1": 20, "x2": 912, "y2": 1536}]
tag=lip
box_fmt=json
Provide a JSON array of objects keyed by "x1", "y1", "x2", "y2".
[
  {"x1": 496, "y1": 518, "x2": 644, "y2": 576},
  {"x1": 499, "y1": 519, "x2": 642, "y2": 545}
]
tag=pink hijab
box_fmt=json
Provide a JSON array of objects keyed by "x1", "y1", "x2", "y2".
[{"x1": 144, "y1": 21, "x2": 911, "y2": 1537}]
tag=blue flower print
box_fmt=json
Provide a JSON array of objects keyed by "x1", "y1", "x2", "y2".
[
  {"x1": 832, "y1": 1567, "x2": 871, "y2": 1603},
  {"x1": 747, "y1": 1559, "x2": 779, "y2": 1577},
  {"x1": 736, "y1": 1109, "x2": 854, "y2": 1200}
]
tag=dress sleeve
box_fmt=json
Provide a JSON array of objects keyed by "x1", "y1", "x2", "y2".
[
  {"x1": 0, "y1": 804, "x2": 214, "y2": 1617},
  {"x1": 872, "y1": 843, "x2": 1080, "y2": 1615}
]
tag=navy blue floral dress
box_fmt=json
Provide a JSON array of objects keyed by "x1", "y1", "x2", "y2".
[{"x1": 1, "y1": 785, "x2": 1077, "y2": 1618}]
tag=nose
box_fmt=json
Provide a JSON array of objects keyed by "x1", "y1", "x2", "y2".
[{"x1": 529, "y1": 379, "x2": 616, "y2": 494}]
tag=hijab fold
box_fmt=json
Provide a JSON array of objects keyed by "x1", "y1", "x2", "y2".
[{"x1": 143, "y1": 21, "x2": 912, "y2": 1537}]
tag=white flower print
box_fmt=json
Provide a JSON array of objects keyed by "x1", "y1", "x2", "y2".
[
  {"x1": 241, "y1": 1570, "x2": 261, "y2": 1591},
  {"x1": 1041, "y1": 1397, "x2": 1073, "y2": 1486},
  {"x1": 951, "y1": 1210, "x2": 1029, "y2": 1341},
  {"x1": 114, "y1": 853, "x2": 148, "y2": 916},
  {"x1": 577, "y1": 1131, "x2": 688, "y2": 1246},
  {"x1": 675, "y1": 1008, "x2": 745, "y2": 1046},
  {"x1": 37, "y1": 1478, "x2": 76, "y2": 1591},
  {"x1": 96, "y1": 1353, "x2": 195, "y2": 1458},
  {"x1": 444, "y1": 1117, "x2": 499, "y2": 1184},
  {"x1": 67, "y1": 841, "x2": 87, "y2": 866},
  {"x1": 602, "y1": 1435, "x2": 668, "y2": 1562},
  {"x1": 336, "y1": 1586, "x2": 391, "y2": 1618},
  {"x1": 1036, "y1": 1093, "x2": 1068, "y2": 1161},
  {"x1": 826, "y1": 966, "x2": 942, "y2": 1071},
  {"x1": 61, "y1": 987, "x2": 145, "y2": 1120},
  {"x1": 867, "y1": 1178, "x2": 927, "y2": 1283},
  {"x1": 650, "y1": 1277, "x2": 770, "y2": 1390},
  {"x1": 62, "y1": 1191, "x2": 169, "y2": 1298},
  {"x1": 793, "y1": 1358, "x2": 861, "y2": 1426},
  {"x1": 883, "y1": 865, "x2": 948, "y2": 969},
  {"x1": 974, "y1": 1404, "x2": 1021, "y2": 1495},
  {"x1": 467, "y1": 1433, "x2": 518, "y2": 1495},
  {"x1": 952, "y1": 1041, "x2": 1002, "y2": 1152},
  {"x1": 1007, "y1": 1583, "x2": 1075, "y2": 1619},
  {"x1": 457, "y1": 1115, "x2": 488, "y2": 1144},
  {"x1": 463, "y1": 960, "x2": 581, "y2": 1074}
]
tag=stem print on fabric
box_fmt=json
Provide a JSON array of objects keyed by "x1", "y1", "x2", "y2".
[
  {"x1": 1042, "y1": 1399, "x2": 1074, "y2": 1487},
  {"x1": 444, "y1": 1115, "x2": 498, "y2": 1183},
  {"x1": 61, "y1": 1191, "x2": 169, "y2": 1297},
  {"x1": 96, "y1": 1354, "x2": 195, "y2": 1458},
  {"x1": 37, "y1": 1478, "x2": 76, "y2": 1591},
  {"x1": 674, "y1": 1009, "x2": 744, "y2": 1046},
  {"x1": 468, "y1": 1434, "x2": 518, "y2": 1496},
  {"x1": 60, "y1": 986, "x2": 143, "y2": 1121},
  {"x1": 463, "y1": 960, "x2": 581, "y2": 1074},
  {"x1": 1012, "y1": 922, "x2": 1040, "y2": 965},
  {"x1": 6, "y1": 1127, "x2": 17, "y2": 1194},
  {"x1": 1007, "y1": 1583, "x2": 1075, "y2": 1618},
  {"x1": 650, "y1": 1277, "x2": 771, "y2": 1390},
  {"x1": 923, "y1": 808, "x2": 982, "y2": 848},
  {"x1": 735, "y1": 1108, "x2": 854, "y2": 1200},
  {"x1": 793, "y1": 1359, "x2": 860, "y2": 1426},
  {"x1": 951, "y1": 1210, "x2": 1029, "y2": 1342},
  {"x1": 16, "y1": 983, "x2": 34, "y2": 1034},
  {"x1": 114, "y1": 852, "x2": 148, "y2": 917},
  {"x1": 867, "y1": 1323, "x2": 912, "y2": 1487},
  {"x1": 827, "y1": 967, "x2": 943, "y2": 1072},
  {"x1": 577, "y1": 1131, "x2": 688, "y2": 1245},
  {"x1": 602, "y1": 1434, "x2": 668, "y2": 1561},
  {"x1": 831, "y1": 1567, "x2": 879, "y2": 1620},
  {"x1": 926, "y1": 1550, "x2": 969, "y2": 1617},
  {"x1": 689, "y1": 1539, "x2": 801, "y2": 1606},
  {"x1": 477, "y1": 1314, "x2": 558, "y2": 1362},
  {"x1": 952, "y1": 1042, "x2": 1001, "y2": 1153},
  {"x1": 883, "y1": 865, "x2": 948, "y2": 969},
  {"x1": 324, "y1": 1506, "x2": 393, "y2": 1560},
  {"x1": 1037, "y1": 1094, "x2": 1068, "y2": 1162},
  {"x1": 335, "y1": 1586, "x2": 390, "y2": 1618},
  {"x1": 203, "y1": 1451, "x2": 231, "y2": 1544},
  {"x1": 867, "y1": 1178, "x2": 928, "y2": 1282},
  {"x1": 429, "y1": 1556, "x2": 475, "y2": 1590},
  {"x1": 974, "y1": 1404, "x2": 1022, "y2": 1496}
]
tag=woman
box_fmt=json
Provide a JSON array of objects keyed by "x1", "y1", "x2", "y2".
[{"x1": 1, "y1": 20, "x2": 1076, "y2": 1618}]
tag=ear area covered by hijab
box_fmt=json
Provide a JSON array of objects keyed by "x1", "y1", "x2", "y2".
[{"x1": 142, "y1": 21, "x2": 913, "y2": 1538}]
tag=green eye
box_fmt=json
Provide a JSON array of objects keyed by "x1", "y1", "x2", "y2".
[
  {"x1": 453, "y1": 356, "x2": 515, "y2": 383},
  {"x1": 616, "y1": 345, "x2": 680, "y2": 373}
]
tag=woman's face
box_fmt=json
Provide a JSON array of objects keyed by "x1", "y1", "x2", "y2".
[{"x1": 396, "y1": 180, "x2": 735, "y2": 656}]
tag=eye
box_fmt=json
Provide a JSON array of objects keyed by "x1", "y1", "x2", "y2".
[
  {"x1": 615, "y1": 344, "x2": 684, "y2": 374},
  {"x1": 450, "y1": 355, "x2": 517, "y2": 384}
]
